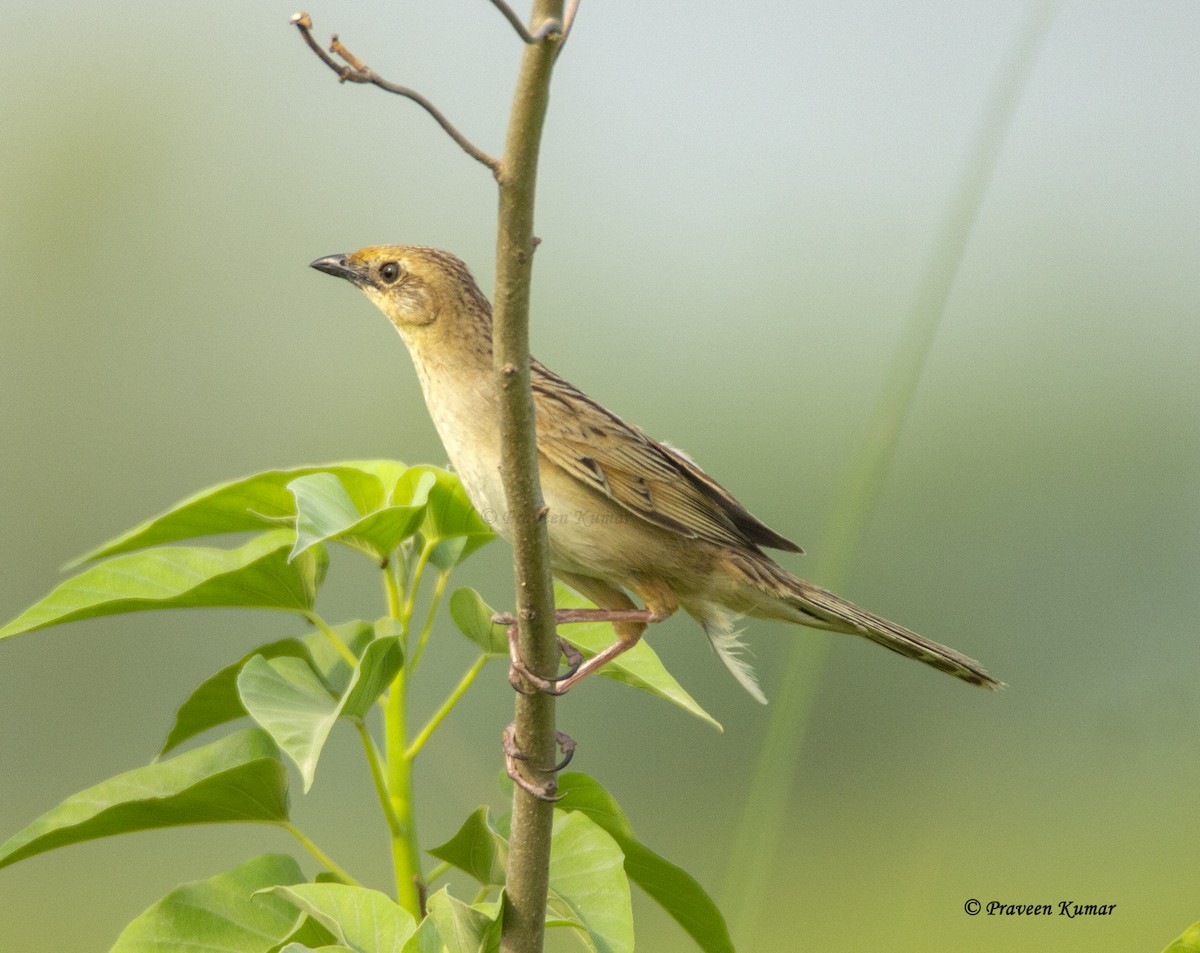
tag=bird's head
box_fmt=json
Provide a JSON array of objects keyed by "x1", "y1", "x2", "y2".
[{"x1": 310, "y1": 245, "x2": 492, "y2": 358}]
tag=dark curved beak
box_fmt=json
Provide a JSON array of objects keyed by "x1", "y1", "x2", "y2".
[{"x1": 310, "y1": 254, "x2": 369, "y2": 288}]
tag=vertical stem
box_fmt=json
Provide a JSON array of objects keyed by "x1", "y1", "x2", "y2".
[
  {"x1": 722, "y1": 2, "x2": 1062, "y2": 946},
  {"x1": 384, "y1": 664, "x2": 424, "y2": 916},
  {"x1": 382, "y1": 561, "x2": 424, "y2": 917},
  {"x1": 492, "y1": 5, "x2": 565, "y2": 953}
]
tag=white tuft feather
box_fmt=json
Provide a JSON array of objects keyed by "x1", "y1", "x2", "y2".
[{"x1": 702, "y1": 612, "x2": 768, "y2": 705}]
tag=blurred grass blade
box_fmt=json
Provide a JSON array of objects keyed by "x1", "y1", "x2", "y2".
[
  {"x1": 72, "y1": 461, "x2": 409, "y2": 565},
  {"x1": 426, "y1": 888, "x2": 502, "y2": 953},
  {"x1": 238, "y1": 637, "x2": 402, "y2": 791},
  {"x1": 556, "y1": 773, "x2": 733, "y2": 953},
  {"x1": 0, "y1": 728, "x2": 289, "y2": 870},
  {"x1": 548, "y1": 812, "x2": 633, "y2": 953},
  {"x1": 109, "y1": 853, "x2": 308, "y2": 953},
  {"x1": 722, "y1": 1, "x2": 1063, "y2": 945},
  {"x1": 267, "y1": 883, "x2": 417, "y2": 952},
  {"x1": 0, "y1": 530, "x2": 317, "y2": 640},
  {"x1": 287, "y1": 471, "x2": 432, "y2": 563}
]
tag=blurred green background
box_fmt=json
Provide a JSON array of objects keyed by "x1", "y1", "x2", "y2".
[{"x1": 2, "y1": 1, "x2": 1197, "y2": 950}]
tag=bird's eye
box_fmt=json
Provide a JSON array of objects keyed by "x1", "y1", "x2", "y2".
[{"x1": 379, "y1": 261, "x2": 402, "y2": 284}]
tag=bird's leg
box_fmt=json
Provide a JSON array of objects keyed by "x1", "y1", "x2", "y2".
[
  {"x1": 493, "y1": 607, "x2": 667, "y2": 696},
  {"x1": 502, "y1": 723, "x2": 577, "y2": 802},
  {"x1": 493, "y1": 613, "x2": 584, "y2": 694}
]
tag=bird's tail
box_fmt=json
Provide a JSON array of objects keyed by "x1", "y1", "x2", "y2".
[{"x1": 757, "y1": 560, "x2": 1001, "y2": 689}]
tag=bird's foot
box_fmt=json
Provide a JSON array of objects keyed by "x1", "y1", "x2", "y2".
[
  {"x1": 494, "y1": 607, "x2": 665, "y2": 696},
  {"x1": 502, "y1": 722, "x2": 576, "y2": 802},
  {"x1": 494, "y1": 612, "x2": 583, "y2": 695}
]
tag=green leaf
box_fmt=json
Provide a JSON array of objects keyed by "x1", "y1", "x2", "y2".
[
  {"x1": 0, "y1": 728, "x2": 288, "y2": 870},
  {"x1": 548, "y1": 812, "x2": 633, "y2": 953},
  {"x1": 72, "y1": 462, "x2": 410, "y2": 564},
  {"x1": 238, "y1": 638, "x2": 401, "y2": 792},
  {"x1": 159, "y1": 623, "x2": 376, "y2": 758},
  {"x1": 556, "y1": 773, "x2": 733, "y2": 953},
  {"x1": 400, "y1": 917, "x2": 443, "y2": 953},
  {"x1": 340, "y1": 637, "x2": 405, "y2": 719},
  {"x1": 428, "y1": 807, "x2": 509, "y2": 887},
  {"x1": 109, "y1": 853, "x2": 307, "y2": 953},
  {"x1": 288, "y1": 471, "x2": 432, "y2": 564},
  {"x1": 397, "y1": 467, "x2": 495, "y2": 570},
  {"x1": 1163, "y1": 921, "x2": 1200, "y2": 953},
  {"x1": 160, "y1": 637, "x2": 311, "y2": 757},
  {"x1": 553, "y1": 584, "x2": 722, "y2": 732},
  {"x1": 448, "y1": 588, "x2": 508, "y2": 656},
  {"x1": 268, "y1": 883, "x2": 416, "y2": 953},
  {"x1": 0, "y1": 530, "x2": 314, "y2": 640},
  {"x1": 426, "y1": 888, "x2": 501, "y2": 953},
  {"x1": 278, "y1": 947, "x2": 356, "y2": 953}
]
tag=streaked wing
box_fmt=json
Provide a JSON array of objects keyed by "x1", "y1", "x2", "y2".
[{"x1": 531, "y1": 360, "x2": 803, "y2": 554}]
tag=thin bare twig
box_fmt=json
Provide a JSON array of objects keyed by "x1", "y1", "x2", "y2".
[
  {"x1": 485, "y1": 0, "x2": 563, "y2": 44},
  {"x1": 290, "y1": 13, "x2": 500, "y2": 174},
  {"x1": 560, "y1": 0, "x2": 581, "y2": 49}
]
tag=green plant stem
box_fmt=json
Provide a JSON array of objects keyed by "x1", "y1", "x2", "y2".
[
  {"x1": 302, "y1": 611, "x2": 358, "y2": 667},
  {"x1": 405, "y1": 654, "x2": 489, "y2": 760},
  {"x1": 426, "y1": 860, "x2": 452, "y2": 886},
  {"x1": 409, "y1": 569, "x2": 450, "y2": 671},
  {"x1": 384, "y1": 668, "x2": 423, "y2": 917},
  {"x1": 355, "y1": 720, "x2": 404, "y2": 837},
  {"x1": 381, "y1": 558, "x2": 425, "y2": 917},
  {"x1": 722, "y1": 3, "x2": 1062, "y2": 947},
  {"x1": 280, "y1": 822, "x2": 361, "y2": 886},
  {"x1": 383, "y1": 559, "x2": 404, "y2": 622},
  {"x1": 401, "y1": 543, "x2": 434, "y2": 624}
]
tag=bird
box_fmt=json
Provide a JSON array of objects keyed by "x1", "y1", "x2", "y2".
[{"x1": 311, "y1": 245, "x2": 999, "y2": 704}]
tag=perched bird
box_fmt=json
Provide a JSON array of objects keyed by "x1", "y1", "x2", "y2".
[{"x1": 312, "y1": 245, "x2": 999, "y2": 702}]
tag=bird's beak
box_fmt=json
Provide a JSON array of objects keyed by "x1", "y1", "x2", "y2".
[{"x1": 310, "y1": 254, "x2": 370, "y2": 288}]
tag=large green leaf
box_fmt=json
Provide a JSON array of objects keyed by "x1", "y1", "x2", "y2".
[
  {"x1": 0, "y1": 531, "x2": 319, "y2": 640},
  {"x1": 288, "y1": 471, "x2": 433, "y2": 564},
  {"x1": 109, "y1": 853, "x2": 307, "y2": 953},
  {"x1": 0, "y1": 729, "x2": 289, "y2": 870},
  {"x1": 548, "y1": 812, "x2": 633, "y2": 953},
  {"x1": 238, "y1": 638, "x2": 402, "y2": 791},
  {"x1": 396, "y1": 467, "x2": 495, "y2": 570},
  {"x1": 556, "y1": 773, "x2": 733, "y2": 953},
  {"x1": 1163, "y1": 922, "x2": 1200, "y2": 953},
  {"x1": 159, "y1": 623, "x2": 377, "y2": 758},
  {"x1": 268, "y1": 883, "x2": 416, "y2": 953},
  {"x1": 73, "y1": 461, "x2": 410, "y2": 564},
  {"x1": 428, "y1": 807, "x2": 509, "y2": 887},
  {"x1": 160, "y1": 637, "x2": 310, "y2": 757},
  {"x1": 426, "y1": 888, "x2": 501, "y2": 953},
  {"x1": 448, "y1": 588, "x2": 508, "y2": 656}
]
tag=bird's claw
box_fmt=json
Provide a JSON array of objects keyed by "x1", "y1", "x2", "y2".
[
  {"x1": 502, "y1": 723, "x2": 576, "y2": 802},
  {"x1": 494, "y1": 612, "x2": 584, "y2": 695}
]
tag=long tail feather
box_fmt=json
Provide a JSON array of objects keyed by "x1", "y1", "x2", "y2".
[{"x1": 769, "y1": 566, "x2": 1001, "y2": 689}]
